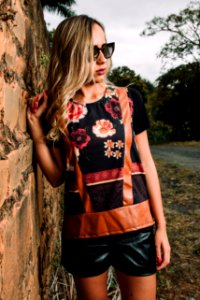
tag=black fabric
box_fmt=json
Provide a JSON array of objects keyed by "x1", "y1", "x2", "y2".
[
  {"x1": 128, "y1": 87, "x2": 150, "y2": 135},
  {"x1": 87, "y1": 180, "x2": 123, "y2": 212},
  {"x1": 61, "y1": 226, "x2": 156, "y2": 277},
  {"x1": 132, "y1": 175, "x2": 149, "y2": 204}
]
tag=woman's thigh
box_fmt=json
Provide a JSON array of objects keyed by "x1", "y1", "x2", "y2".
[
  {"x1": 116, "y1": 271, "x2": 156, "y2": 300},
  {"x1": 74, "y1": 271, "x2": 108, "y2": 300}
]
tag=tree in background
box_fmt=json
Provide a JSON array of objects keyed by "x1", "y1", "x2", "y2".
[
  {"x1": 41, "y1": 0, "x2": 76, "y2": 48},
  {"x1": 107, "y1": 66, "x2": 172, "y2": 144},
  {"x1": 149, "y1": 62, "x2": 200, "y2": 141},
  {"x1": 141, "y1": 1, "x2": 200, "y2": 142},
  {"x1": 108, "y1": 66, "x2": 154, "y2": 103},
  {"x1": 41, "y1": 0, "x2": 76, "y2": 17},
  {"x1": 141, "y1": 1, "x2": 200, "y2": 68}
]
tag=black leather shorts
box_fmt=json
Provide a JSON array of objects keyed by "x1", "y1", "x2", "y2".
[{"x1": 61, "y1": 226, "x2": 156, "y2": 277}]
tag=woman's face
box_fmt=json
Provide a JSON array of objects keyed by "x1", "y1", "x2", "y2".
[{"x1": 91, "y1": 23, "x2": 111, "y2": 83}]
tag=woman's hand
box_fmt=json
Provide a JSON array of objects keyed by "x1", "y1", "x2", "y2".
[
  {"x1": 155, "y1": 226, "x2": 171, "y2": 271},
  {"x1": 27, "y1": 90, "x2": 48, "y2": 116},
  {"x1": 27, "y1": 91, "x2": 48, "y2": 143}
]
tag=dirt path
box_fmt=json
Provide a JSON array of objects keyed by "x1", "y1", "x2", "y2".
[{"x1": 151, "y1": 144, "x2": 200, "y2": 172}]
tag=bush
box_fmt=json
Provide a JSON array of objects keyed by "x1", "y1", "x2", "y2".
[{"x1": 148, "y1": 120, "x2": 173, "y2": 144}]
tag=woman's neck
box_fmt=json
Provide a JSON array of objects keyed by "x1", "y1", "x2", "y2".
[{"x1": 77, "y1": 82, "x2": 106, "y2": 104}]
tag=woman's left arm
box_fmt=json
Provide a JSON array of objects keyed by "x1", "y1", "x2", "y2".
[{"x1": 135, "y1": 130, "x2": 171, "y2": 270}]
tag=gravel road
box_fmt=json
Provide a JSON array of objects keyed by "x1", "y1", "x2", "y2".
[{"x1": 151, "y1": 144, "x2": 200, "y2": 172}]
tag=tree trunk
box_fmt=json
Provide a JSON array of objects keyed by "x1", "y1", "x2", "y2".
[{"x1": 0, "y1": 1, "x2": 64, "y2": 299}]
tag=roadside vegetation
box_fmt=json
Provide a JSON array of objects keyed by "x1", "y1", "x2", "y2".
[{"x1": 156, "y1": 159, "x2": 200, "y2": 299}]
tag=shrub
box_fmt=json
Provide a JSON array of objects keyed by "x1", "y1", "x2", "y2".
[{"x1": 148, "y1": 120, "x2": 173, "y2": 144}]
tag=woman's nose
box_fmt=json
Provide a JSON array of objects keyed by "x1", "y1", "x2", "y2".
[{"x1": 96, "y1": 50, "x2": 107, "y2": 63}]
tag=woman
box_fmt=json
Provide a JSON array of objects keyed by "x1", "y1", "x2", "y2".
[{"x1": 27, "y1": 15, "x2": 170, "y2": 300}]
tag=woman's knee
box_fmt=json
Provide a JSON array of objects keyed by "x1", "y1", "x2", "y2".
[
  {"x1": 116, "y1": 271, "x2": 156, "y2": 300},
  {"x1": 74, "y1": 271, "x2": 108, "y2": 300}
]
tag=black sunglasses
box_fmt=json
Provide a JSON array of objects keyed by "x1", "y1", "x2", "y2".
[{"x1": 93, "y1": 42, "x2": 115, "y2": 60}]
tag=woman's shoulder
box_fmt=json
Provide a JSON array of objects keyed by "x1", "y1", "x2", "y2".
[
  {"x1": 105, "y1": 84, "x2": 144, "y2": 105},
  {"x1": 127, "y1": 85, "x2": 143, "y2": 101}
]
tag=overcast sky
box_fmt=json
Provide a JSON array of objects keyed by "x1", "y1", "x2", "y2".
[{"x1": 44, "y1": 0, "x2": 191, "y2": 83}]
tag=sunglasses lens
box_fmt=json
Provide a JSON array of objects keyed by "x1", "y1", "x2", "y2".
[
  {"x1": 102, "y1": 43, "x2": 115, "y2": 59},
  {"x1": 93, "y1": 46, "x2": 99, "y2": 60},
  {"x1": 93, "y1": 43, "x2": 115, "y2": 60}
]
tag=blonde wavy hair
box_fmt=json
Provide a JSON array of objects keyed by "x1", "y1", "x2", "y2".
[{"x1": 45, "y1": 15, "x2": 108, "y2": 141}]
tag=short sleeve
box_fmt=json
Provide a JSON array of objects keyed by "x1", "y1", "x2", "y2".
[{"x1": 128, "y1": 87, "x2": 150, "y2": 135}]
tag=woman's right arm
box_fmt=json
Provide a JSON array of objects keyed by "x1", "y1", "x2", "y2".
[{"x1": 27, "y1": 93, "x2": 65, "y2": 187}]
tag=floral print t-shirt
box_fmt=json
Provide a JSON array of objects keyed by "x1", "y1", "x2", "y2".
[{"x1": 63, "y1": 86, "x2": 150, "y2": 216}]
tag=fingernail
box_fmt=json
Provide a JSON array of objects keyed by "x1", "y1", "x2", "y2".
[{"x1": 157, "y1": 257, "x2": 162, "y2": 264}]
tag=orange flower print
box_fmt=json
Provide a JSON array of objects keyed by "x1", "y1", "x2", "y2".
[
  {"x1": 67, "y1": 101, "x2": 87, "y2": 122},
  {"x1": 113, "y1": 150, "x2": 122, "y2": 159},
  {"x1": 115, "y1": 140, "x2": 124, "y2": 149},
  {"x1": 104, "y1": 149, "x2": 113, "y2": 158},
  {"x1": 104, "y1": 140, "x2": 115, "y2": 149},
  {"x1": 104, "y1": 139, "x2": 123, "y2": 159},
  {"x1": 92, "y1": 119, "x2": 116, "y2": 138}
]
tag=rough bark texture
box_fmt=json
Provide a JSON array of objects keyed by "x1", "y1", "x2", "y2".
[{"x1": 0, "y1": 1, "x2": 63, "y2": 299}]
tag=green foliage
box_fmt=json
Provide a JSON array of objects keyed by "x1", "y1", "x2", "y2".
[
  {"x1": 108, "y1": 66, "x2": 137, "y2": 87},
  {"x1": 48, "y1": 29, "x2": 55, "y2": 48},
  {"x1": 40, "y1": 52, "x2": 50, "y2": 67},
  {"x1": 141, "y1": 1, "x2": 200, "y2": 66},
  {"x1": 149, "y1": 62, "x2": 200, "y2": 141},
  {"x1": 41, "y1": 0, "x2": 76, "y2": 17},
  {"x1": 148, "y1": 120, "x2": 173, "y2": 144},
  {"x1": 108, "y1": 66, "x2": 154, "y2": 102}
]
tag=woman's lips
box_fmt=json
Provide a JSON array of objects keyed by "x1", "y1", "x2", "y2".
[{"x1": 96, "y1": 68, "x2": 106, "y2": 75}]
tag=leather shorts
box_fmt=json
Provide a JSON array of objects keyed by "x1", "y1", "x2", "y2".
[{"x1": 61, "y1": 226, "x2": 156, "y2": 277}]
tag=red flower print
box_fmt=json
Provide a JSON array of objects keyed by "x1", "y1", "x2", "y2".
[
  {"x1": 92, "y1": 119, "x2": 116, "y2": 138},
  {"x1": 71, "y1": 128, "x2": 91, "y2": 149},
  {"x1": 67, "y1": 101, "x2": 87, "y2": 122},
  {"x1": 105, "y1": 98, "x2": 121, "y2": 119}
]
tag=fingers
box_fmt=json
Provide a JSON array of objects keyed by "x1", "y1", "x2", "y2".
[
  {"x1": 156, "y1": 242, "x2": 171, "y2": 271},
  {"x1": 28, "y1": 90, "x2": 48, "y2": 115},
  {"x1": 155, "y1": 229, "x2": 171, "y2": 271},
  {"x1": 29, "y1": 95, "x2": 40, "y2": 113},
  {"x1": 27, "y1": 106, "x2": 37, "y2": 125},
  {"x1": 31, "y1": 96, "x2": 40, "y2": 113}
]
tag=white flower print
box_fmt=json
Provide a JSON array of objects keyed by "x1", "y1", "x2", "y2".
[{"x1": 92, "y1": 119, "x2": 116, "y2": 138}]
